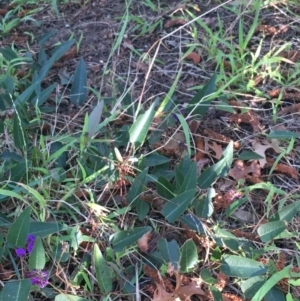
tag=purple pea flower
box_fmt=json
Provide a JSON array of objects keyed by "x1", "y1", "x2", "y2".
[
  {"x1": 27, "y1": 234, "x2": 36, "y2": 254},
  {"x1": 15, "y1": 248, "x2": 26, "y2": 258},
  {"x1": 26, "y1": 269, "x2": 49, "y2": 288}
]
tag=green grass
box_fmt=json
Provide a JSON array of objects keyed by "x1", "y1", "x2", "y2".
[{"x1": 1, "y1": 0, "x2": 300, "y2": 300}]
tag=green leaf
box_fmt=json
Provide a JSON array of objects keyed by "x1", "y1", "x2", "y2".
[
  {"x1": 39, "y1": 39, "x2": 75, "y2": 80},
  {"x1": 156, "y1": 176, "x2": 175, "y2": 200},
  {"x1": 127, "y1": 168, "x2": 148, "y2": 205},
  {"x1": 158, "y1": 239, "x2": 180, "y2": 270},
  {"x1": 221, "y1": 255, "x2": 267, "y2": 278},
  {"x1": 14, "y1": 82, "x2": 39, "y2": 105},
  {"x1": 200, "y1": 269, "x2": 217, "y2": 284},
  {"x1": 264, "y1": 286, "x2": 286, "y2": 301},
  {"x1": 13, "y1": 112, "x2": 28, "y2": 149},
  {"x1": 210, "y1": 285, "x2": 223, "y2": 301},
  {"x1": 196, "y1": 188, "x2": 215, "y2": 218},
  {"x1": 54, "y1": 294, "x2": 89, "y2": 301},
  {"x1": 252, "y1": 266, "x2": 291, "y2": 301},
  {"x1": 129, "y1": 101, "x2": 157, "y2": 147},
  {"x1": 142, "y1": 153, "x2": 170, "y2": 166},
  {"x1": 7, "y1": 207, "x2": 31, "y2": 247},
  {"x1": 180, "y1": 239, "x2": 198, "y2": 273},
  {"x1": 111, "y1": 226, "x2": 152, "y2": 252},
  {"x1": 29, "y1": 222, "x2": 61, "y2": 237},
  {"x1": 0, "y1": 212, "x2": 12, "y2": 227},
  {"x1": 70, "y1": 58, "x2": 87, "y2": 106},
  {"x1": 270, "y1": 201, "x2": 300, "y2": 223},
  {"x1": 162, "y1": 189, "x2": 196, "y2": 223},
  {"x1": 188, "y1": 73, "x2": 217, "y2": 117},
  {"x1": 1, "y1": 279, "x2": 31, "y2": 301},
  {"x1": 180, "y1": 214, "x2": 205, "y2": 234},
  {"x1": 29, "y1": 237, "x2": 46, "y2": 270},
  {"x1": 176, "y1": 114, "x2": 191, "y2": 157},
  {"x1": 178, "y1": 161, "x2": 197, "y2": 194},
  {"x1": 93, "y1": 244, "x2": 112, "y2": 294},
  {"x1": 241, "y1": 276, "x2": 265, "y2": 299},
  {"x1": 238, "y1": 151, "x2": 264, "y2": 160},
  {"x1": 31, "y1": 83, "x2": 57, "y2": 106},
  {"x1": 198, "y1": 141, "x2": 233, "y2": 189},
  {"x1": 87, "y1": 100, "x2": 104, "y2": 138},
  {"x1": 257, "y1": 221, "x2": 286, "y2": 243},
  {"x1": 267, "y1": 130, "x2": 300, "y2": 139},
  {"x1": 0, "y1": 47, "x2": 18, "y2": 61},
  {"x1": 135, "y1": 199, "x2": 150, "y2": 220}
]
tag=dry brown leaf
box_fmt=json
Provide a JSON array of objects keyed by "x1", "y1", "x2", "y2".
[
  {"x1": 252, "y1": 139, "x2": 280, "y2": 167},
  {"x1": 137, "y1": 231, "x2": 152, "y2": 252},
  {"x1": 59, "y1": 46, "x2": 77, "y2": 63},
  {"x1": 183, "y1": 52, "x2": 201, "y2": 64},
  {"x1": 222, "y1": 292, "x2": 244, "y2": 301},
  {"x1": 229, "y1": 160, "x2": 261, "y2": 181},
  {"x1": 188, "y1": 120, "x2": 201, "y2": 134},
  {"x1": 164, "y1": 18, "x2": 187, "y2": 28},
  {"x1": 279, "y1": 103, "x2": 300, "y2": 116},
  {"x1": 229, "y1": 111, "x2": 263, "y2": 133},
  {"x1": 195, "y1": 137, "x2": 205, "y2": 161},
  {"x1": 203, "y1": 129, "x2": 240, "y2": 149},
  {"x1": 207, "y1": 141, "x2": 223, "y2": 159},
  {"x1": 154, "y1": 132, "x2": 186, "y2": 158},
  {"x1": 151, "y1": 270, "x2": 207, "y2": 301}
]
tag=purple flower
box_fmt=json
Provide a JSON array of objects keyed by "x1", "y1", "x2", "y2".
[
  {"x1": 15, "y1": 248, "x2": 26, "y2": 257},
  {"x1": 26, "y1": 270, "x2": 48, "y2": 288},
  {"x1": 27, "y1": 234, "x2": 36, "y2": 254}
]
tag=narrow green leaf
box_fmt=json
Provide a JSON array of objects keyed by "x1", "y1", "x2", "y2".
[
  {"x1": 93, "y1": 244, "x2": 112, "y2": 294},
  {"x1": 188, "y1": 73, "x2": 217, "y2": 116},
  {"x1": 156, "y1": 176, "x2": 175, "y2": 200},
  {"x1": 221, "y1": 255, "x2": 267, "y2": 278},
  {"x1": 180, "y1": 214, "x2": 205, "y2": 234},
  {"x1": 162, "y1": 189, "x2": 196, "y2": 223},
  {"x1": 158, "y1": 239, "x2": 180, "y2": 270},
  {"x1": 180, "y1": 239, "x2": 198, "y2": 273},
  {"x1": 196, "y1": 188, "x2": 215, "y2": 218},
  {"x1": 135, "y1": 199, "x2": 150, "y2": 220},
  {"x1": 210, "y1": 285, "x2": 223, "y2": 301},
  {"x1": 267, "y1": 130, "x2": 300, "y2": 139},
  {"x1": 176, "y1": 114, "x2": 191, "y2": 157},
  {"x1": 1, "y1": 279, "x2": 31, "y2": 301},
  {"x1": 70, "y1": 58, "x2": 87, "y2": 106},
  {"x1": 127, "y1": 168, "x2": 148, "y2": 205},
  {"x1": 39, "y1": 39, "x2": 75, "y2": 80},
  {"x1": 257, "y1": 221, "x2": 286, "y2": 243},
  {"x1": 31, "y1": 83, "x2": 57, "y2": 106},
  {"x1": 129, "y1": 101, "x2": 157, "y2": 147},
  {"x1": 200, "y1": 269, "x2": 217, "y2": 284},
  {"x1": 13, "y1": 112, "x2": 28, "y2": 149},
  {"x1": 241, "y1": 276, "x2": 265, "y2": 299},
  {"x1": 252, "y1": 266, "x2": 291, "y2": 301},
  {"x1": 111, "y1": 226, "x2": 152, "y2": 252},
  {"x1": 29, "y1": 237, "x2": 46, "y2": 270},
  {"x1": 88, "y1": 100, "x2": 104, "y2": 138},
  {"x1": 7, "y1": 207, "x2": 31, "y2": 247},
  {"x1": 14, "y1": 82, "x2": 39, "y2": 105},
  {"x1": 239, "y1": 151, "x2": 264, "y2": 160},
  {"x1": 54, "y1": 294, "x2": 89, "y2": 301},
  {"x1": 178, "y1": 161, "x2": 197, "y2": 194},
  {"x1": 17, "y1": 183, "x2": 46, "y2": 208},
  {"x1": 198, "y1": 141, "x2": 233, "y2": 189},
  {"x1": 270, "y1": 201, "x2": 300, "y2": 222},
  {"x1": 29, "y1": 222, "x2": 61, "y2": 237}
]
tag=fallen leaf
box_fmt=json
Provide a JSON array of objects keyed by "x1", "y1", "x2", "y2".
[
  {"x1": 266, "y1": 157, "x2": 298, "y2": 180},
  {"x1": 229, "y1": 160, "x2": 261, "y2": 181},
  {"x1": 229, "y1": 111, "x2": 263, "y2": 134},
  {"x1": 132, "y1": 61, "x2": 149, "y2": 73},
  {"x1": 233, "y1": 209, "x2": 258, "y2": 223},
  {"x1": 207, "y1": 141, "x2": 223, "y2": 159},
  {"x1": 183, "y1": 52, "x2": 201, "y2": 64},
  {"x1": 195, "y1": 137, "x2": 205, "y2": 161},
  {"x1": 252, "y1": 139, "x2": 280, "y2": 167},
  {"x1": 0, "y1": 8, "x2": 8, "y2": 16},
  {"x1": 203, "y1": 128, "x2": 240, "y2": 149},
  {"x1": 164, "y1": 18, "x2": 187, "y2": 29},
  {"x1": 137, "y1": 231, "x2": 152, "y2": 252},
  {"x1": 188, "y1": 120, "x2": 201, "y2": 134}
]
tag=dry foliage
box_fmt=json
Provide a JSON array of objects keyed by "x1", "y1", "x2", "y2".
[
  {"x1": 229, "y1": 160, "x2": 261, "y2": 181},
  {"x1": 228, "y1": 111, "x2": 263, "y2": 134},
  {"x1": 183, "y1": 52, "x2": 201, "y2": 64},
  {"x1": 203, "y1": 129, "x2": 240, "y2": 149},
  {"x1": 137, "y1": 231, "x2": 152, "y2": 253},
  {"x1": 164, "y1": 18, "x2": 187, "y2": 28}
]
